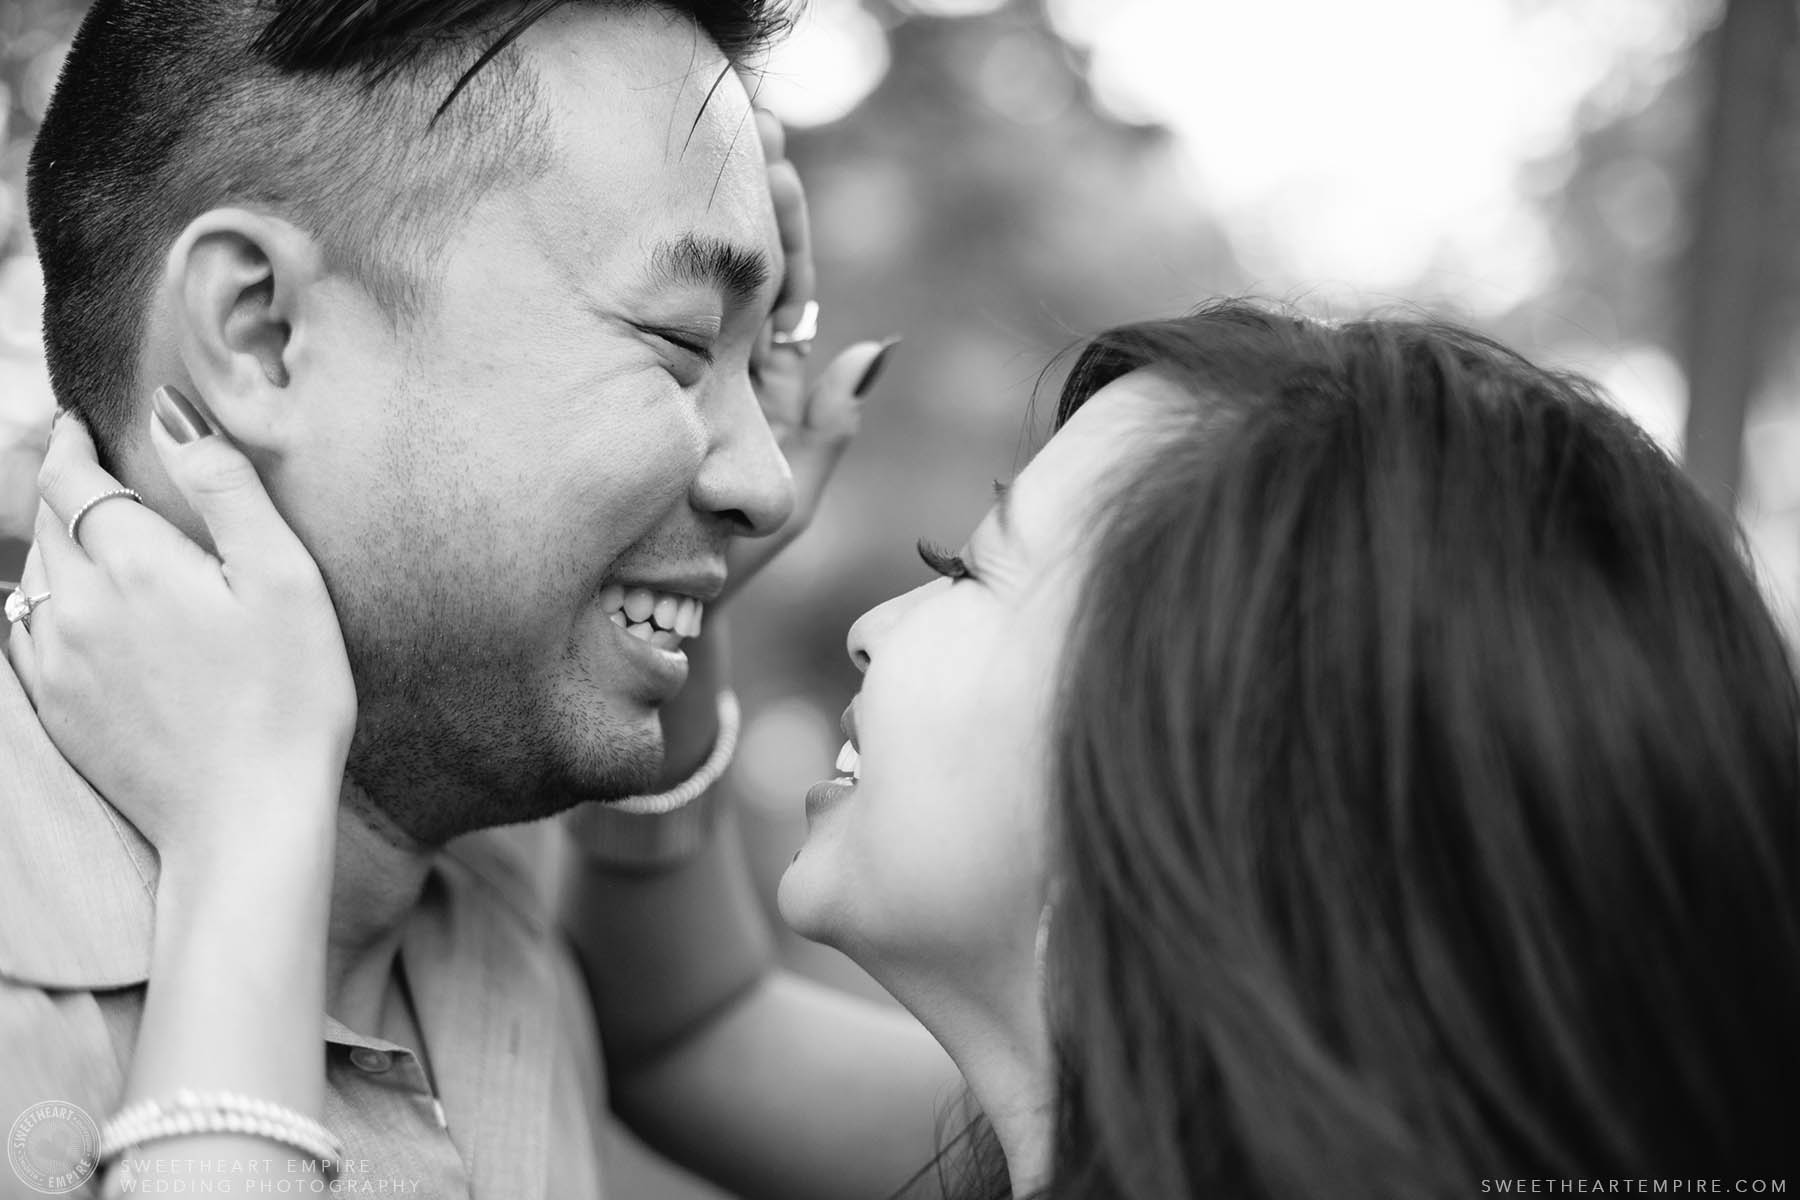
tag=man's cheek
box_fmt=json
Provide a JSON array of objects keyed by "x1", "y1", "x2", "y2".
[{"x1": 565, "y1": 425, "x2": 707, "y2": 522}]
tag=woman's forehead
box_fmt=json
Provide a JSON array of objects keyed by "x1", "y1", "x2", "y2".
[{"x1": 1010, "y1": 370, "x2": 1184, "y2": 542}]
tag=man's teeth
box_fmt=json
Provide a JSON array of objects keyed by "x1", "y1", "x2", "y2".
[
  {"x1": 834, "y1": 741, "x2": 861, "y2": 782},
  {"x1": 598, "y1": 584, "x2": 706, "y2": 646}
]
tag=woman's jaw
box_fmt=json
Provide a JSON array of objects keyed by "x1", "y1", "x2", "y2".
[
  {"x1": 775, "y1": 374, "x2": 1177, "y2": 1193},
  {"x1": 781, "y1": 715, "x2": 1058, "y2": 1197}
]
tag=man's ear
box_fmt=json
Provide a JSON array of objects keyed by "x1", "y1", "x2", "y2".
[{"x1": 157, "y1": 209, "x2": 324, "y2": 443}]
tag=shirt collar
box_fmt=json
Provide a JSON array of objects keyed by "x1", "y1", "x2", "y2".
[
  {"x1": 0, "y1": 644, "x2": 160, "y2": 990},
  {"x1": 401, "y1": 824, "x2": 565, "y2": 1200}
]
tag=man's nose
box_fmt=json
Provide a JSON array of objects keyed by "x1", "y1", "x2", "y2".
[{"x1": 692, "y1": 374, "x2": 796, "y2": 537}]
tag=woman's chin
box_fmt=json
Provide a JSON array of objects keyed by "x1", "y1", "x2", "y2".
[
  {"x1": 775, "y1": 838, "x2": 835, "y2": 943},
  {"x1": 775, "y1": 832, "x2": 872, "y2": 958},
  {"x1": 778, "y1": 778, "x2": 857, "y2": 935}
]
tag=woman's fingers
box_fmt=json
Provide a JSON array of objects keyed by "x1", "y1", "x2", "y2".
[
  {"x1": 13, "y1": 388, "x2": 355, "y2": 867},
  {"x1": 35, "y1": 408, "x2": 167, "y2": 565},
  {"x1": 4, "y1": 545, "x2": 48, "y2": 706},
  {"x1": 31, "y1": 496, "x2": 102, "y2": 597},
  {"x1": 4, "y1": 614, "x2": 39, "y2": 705},
  {"x1": 728, "y1": 109, "x2": 898, "y2": 592},
  {"x1": 755, "y1": 105, "x2": 786, "y2": 163},
  {"x1": 145, "y1": 386, "x2": 318, "y2": 596},
  {"x1": 767, "y1": 160, "x2": 816, "y2": 348},
  {"x1": 752, "y1": 112, "x2": 819, "y2": 439},
  {"x1": 726, "y1": 338, "x2": 897, "y2": 591},
  {"x1": 788, "y1": 339, "x2": 896, "y2": 511},
  {"x1": 25, "y1": 495, "x2": 112, "y2": 667}
]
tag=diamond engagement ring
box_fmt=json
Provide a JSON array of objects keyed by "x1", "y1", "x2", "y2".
[
  {"x1": 769, "y1": 299, "x2": 819, "y2": 353},
  {"x1": 4, "y1": 587, "x2": 50, "y2": 630},
  {"x1": 67, "y1": 487, "x2": 144, "y2": 548}
]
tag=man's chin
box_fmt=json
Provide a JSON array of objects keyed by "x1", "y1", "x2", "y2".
[
  {"x1": 344, "y1": 705, "x2": 666, "y2": 846},
  {"x1": 486, "y1": 715, "x2": 665, "y2": 827},
  {"x1": 544, "y1": 728, "x2": 664, "y2": 807}
]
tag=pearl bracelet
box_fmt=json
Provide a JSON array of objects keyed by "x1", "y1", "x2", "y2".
[
  {"x1": 612, "y1": 690, "x2": 740, "y2": 815},
  {"x1": 566, "y1": 690, "x2": 740, "y2": 867},
  {"x1": 100, "y1": 1090, "x2": 342, "y2": 1180}
]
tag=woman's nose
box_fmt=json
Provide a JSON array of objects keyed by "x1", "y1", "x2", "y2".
[{"x1": 844, "y1": 584, "x2": 928, "y2": 673}]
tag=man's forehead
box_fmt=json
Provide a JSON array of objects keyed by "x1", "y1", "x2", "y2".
[
  {"x1": 511, "y1": 13, "x2": 779, "y2": 286},
  {"x1": 530, "y1": 171, "x2": 782, "y2": 313},
  {"x1": 518, "y1": 5, "x2": 760, "y2": 176}
]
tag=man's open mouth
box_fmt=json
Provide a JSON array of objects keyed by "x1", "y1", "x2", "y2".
[{"x1": 598, "y1": 583, "x2": 705, "y2": 651}]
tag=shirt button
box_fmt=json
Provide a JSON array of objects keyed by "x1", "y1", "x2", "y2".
[{"x1": 349, "y1": 1047, "x2": 392, "y2": 1074}]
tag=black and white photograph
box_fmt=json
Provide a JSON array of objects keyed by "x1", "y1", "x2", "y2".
[{"x1": 0, "y1": 0, "x2": 1795, "y2": 1196}]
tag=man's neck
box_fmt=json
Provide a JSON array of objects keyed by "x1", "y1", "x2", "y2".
[{"x1": 325, "y1": 778, "x2": 435, "y2": 1033}]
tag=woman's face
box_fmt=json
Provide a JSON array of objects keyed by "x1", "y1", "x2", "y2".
[{"x1": 777, "y1": 370, "x2": 1177, "y2": 998}]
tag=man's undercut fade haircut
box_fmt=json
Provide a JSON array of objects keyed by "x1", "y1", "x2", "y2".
[{"x1": 29, "y1": 0, "x2": 796, "y2": 454}]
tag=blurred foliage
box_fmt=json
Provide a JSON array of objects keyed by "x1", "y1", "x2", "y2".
[
  {"x1": 1, "y1": 0, "x2": 76, "y2": 547},
  {"x1": 0, "y1": 0, "x2": 78, "y2": 260},
  {"x1": 1524, "y1": 2, "x2": 1800, "y2": 628}
]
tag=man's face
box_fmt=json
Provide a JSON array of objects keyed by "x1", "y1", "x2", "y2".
[{"x1": 274, "y1": 7, "x2": 790, "y2": 843}]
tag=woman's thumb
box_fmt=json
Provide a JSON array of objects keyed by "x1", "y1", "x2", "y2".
[{"x1": 148, "y1": 385, "x2": 305, "y2": 578}]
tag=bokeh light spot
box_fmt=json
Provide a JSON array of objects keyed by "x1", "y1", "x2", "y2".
[
  {"x1": 1592, "y1": 343, "x2": 1688, "y2": 458},
  {"x1": 738, "y1": 695, "x2": 840, "y2": 819},
  {"x1": 757, "y1": 0, "x2": 890, "y2": 129},
  {"x1": 896, "y1": 0, "x2": 1008, "y2": 15},
  {"x1": 975, "y1": 32, "x2": 1075, "y2": 126}
]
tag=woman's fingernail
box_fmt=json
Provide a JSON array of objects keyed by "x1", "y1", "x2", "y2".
[
  {"x1": 152, "y1": 385, "x2": 217, "y2": 444},
  {"x1": 853, "y1": 337, "x2": 902, "y2": 398}
]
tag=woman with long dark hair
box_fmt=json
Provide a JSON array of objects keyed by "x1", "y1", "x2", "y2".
[
  {"x1": 772, "y1": 303, "x2": 1800, "y2": 1197},
  {"x1": 12, "y1": 301, "x2": 1799, "y2": 1197}
]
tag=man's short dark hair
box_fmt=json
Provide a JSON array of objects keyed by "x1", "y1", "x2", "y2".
[{"x1": 28, "y1": 0, "x2": 795, "y2": 453}]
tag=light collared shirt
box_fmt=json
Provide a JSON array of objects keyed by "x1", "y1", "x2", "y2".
[{"x1": 0, "y1": 652, "x2": 613, "y2": 1199}]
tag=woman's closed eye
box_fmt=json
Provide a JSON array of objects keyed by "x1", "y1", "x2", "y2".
[{"x1": 917, "y1": 538, "x2": 977, "y2": 583}]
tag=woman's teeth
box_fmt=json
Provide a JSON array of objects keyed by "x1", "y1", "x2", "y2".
[
  {"x1": 834, "y1": 741, "x2": 861, "y2": 783},
  {"x1": 599, "y1": 584, "x2": 705, "y2": 650}
]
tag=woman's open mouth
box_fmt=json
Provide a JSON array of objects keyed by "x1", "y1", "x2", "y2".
[
  {"x1": 804, "y1": 739, "x2": 861, "y2": 823},
  {"x1": 833, "y1": 740, "x2": 861, "y2": 783}
]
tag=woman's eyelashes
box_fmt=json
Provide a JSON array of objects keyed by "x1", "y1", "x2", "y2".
[{"x1": 917, "y1": 538, "x2": 976, "y2": 583}]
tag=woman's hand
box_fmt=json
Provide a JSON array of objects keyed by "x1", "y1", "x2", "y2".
[
  {"x1": 4, "y1": 388, "x2": 355, "y2": 874},
  {"x1": 5, "y1": 393, "x2": 346, "y2": 1188},
  {"x1": 724, "y1": 106, "x2": 896, "y2": 597}
]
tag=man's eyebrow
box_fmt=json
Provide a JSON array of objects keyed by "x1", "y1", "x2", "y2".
[{"x1": 645, "y1": 232, "x2": 773, "y2": 309}]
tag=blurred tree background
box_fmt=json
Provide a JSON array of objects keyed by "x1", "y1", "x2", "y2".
[{"x1": 3, "y1": 0, "x2": 1797, "y2": 1194}]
